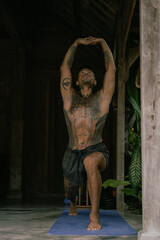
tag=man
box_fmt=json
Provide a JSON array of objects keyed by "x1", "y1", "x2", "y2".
[{"x1": 60, "y1": 36, "x2": 116, "y2": 231}]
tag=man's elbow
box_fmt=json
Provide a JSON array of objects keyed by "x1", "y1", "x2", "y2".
[
  {"x1": 105, "y1": 62, "x2": 116, "y2": 72},
  {"x1": 106, "y1": 65, "x2": 116, "y2": 75},
  {"x1": 60, "y1": 64, "x2": 66, "y2": 75},
  {"x1": 60, "y1": 64, "x2": 64, "y2": 72},
  {"x1": 111, "y1": 62, "x2": 116, "y2": 72}
]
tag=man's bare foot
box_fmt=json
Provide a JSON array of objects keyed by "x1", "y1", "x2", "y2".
[
  {"x1": 69, "y1": 198, "x2": 77, "y2": 215},
  {"x1": 87, "y1": 213, "x2": 102, "y2": 230}
]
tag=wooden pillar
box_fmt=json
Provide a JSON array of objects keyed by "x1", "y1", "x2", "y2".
[
  {"x1": 0, "y1": 0, "x2": 25, "y2": 200},
  {"x1": 116, "y1": 58, "x2": 126, "y2": 210},
  {"x1": 138, "y1": 1, "x2": 160, "y2": 239},
  {"x1": 116, "y1": 0, "x2": 137, "y2": 210},
  {"x1": 9, "y1": 49, "x2": 25, "y2": 199}
]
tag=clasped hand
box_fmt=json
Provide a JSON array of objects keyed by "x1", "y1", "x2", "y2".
[{"x1": 76, "y1": 36, "x2": 104, "y2": 45}]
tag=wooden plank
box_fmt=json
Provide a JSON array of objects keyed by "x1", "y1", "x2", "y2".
[{"x1": 138, "y1": 0, "x2": 160, "y2": 239}]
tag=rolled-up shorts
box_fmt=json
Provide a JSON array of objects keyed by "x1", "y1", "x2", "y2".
[{"x1": 62, "y1": 141, "x2": 109, "y2": 186}]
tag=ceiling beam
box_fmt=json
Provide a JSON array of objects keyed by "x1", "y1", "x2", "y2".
[
  {"x1": 104, "y1": 0, "x2": 119, "y2": 14},
  {"x1": 73, "y1": 0, "x2": 82, "y2": 36},
  {"x1": 91, "y1": 0, "x2": 116, "y2": 21}
]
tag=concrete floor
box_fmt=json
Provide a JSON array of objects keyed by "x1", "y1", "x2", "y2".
[{"x1": 0, "y1": 201, "x2": 142, "y2": 240}]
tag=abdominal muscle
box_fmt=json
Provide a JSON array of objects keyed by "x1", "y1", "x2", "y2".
[
  {"x1": 66, "y1": 107, "x2": 104, "y2": 150},
  {"x1": 64, "y1": 90, "x2": 107, "y2": 150},
  {"x1": 72, "y1": 118, "x2": 98, "y2": 150}
]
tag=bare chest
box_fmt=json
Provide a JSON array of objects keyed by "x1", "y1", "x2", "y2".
[
  {"x1": 63, "y1": 91, "x2": 107, "y2": 149},
  {"x1": 68, "y1": 92, "x2": 100, "y2": 123}
]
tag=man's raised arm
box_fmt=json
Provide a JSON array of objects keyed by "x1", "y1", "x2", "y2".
[
  {"x1": 100, "y1": 38, "x2": 116, "y2": 102},
  {"x1": 85, "y1": 37, "x2": 116, "y2": 103},
  {"x1": 60, "y1": 37, "x2": 93, "y2": 103},
  {"x1": 60, "y1": 39, "x2": 78, "y2": 102}
]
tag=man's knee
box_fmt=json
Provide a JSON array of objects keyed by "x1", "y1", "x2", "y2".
[
  {"x1": 83, "y1": 152, "x2": 106, "y2": 174},
  {"x1": 83, "y1": 154, "x2": 99, "y2": 173}
]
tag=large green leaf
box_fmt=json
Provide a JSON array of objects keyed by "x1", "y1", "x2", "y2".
[
  {"x1": 122, "y1": 188, "x2": 137, "y2": 197},
  {"x1": 129, "y1": 147, "x2": 141, "y2": 188},
  {"x1": 102, "y1": 179, "x2": 130, "y2": 189},
  {"x1": 128, "y1": 96, "x2": 141, "y2": 117}
]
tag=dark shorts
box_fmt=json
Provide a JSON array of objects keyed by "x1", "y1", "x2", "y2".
[{"x1": 62, "y1": 142, "x2": 109, "y2": 186}]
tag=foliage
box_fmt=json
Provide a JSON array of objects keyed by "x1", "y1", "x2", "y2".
[
  {"x1": 128, "y1": 146, "x2": 141, "y2": 188},
  {"x1": 102, "y1": 179, "x2": 130, "y2": 189},
  {"x1": 102, "y1": 62, "x2": 142, "y2": 213},
  {"x1": 126, "y1": 84, "x2": 142, "y2": 211},
  {"x1": 126, "y1": 64, "x2": 142, "y2": 211}
]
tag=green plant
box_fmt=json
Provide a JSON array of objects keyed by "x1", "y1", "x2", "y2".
[
  {"x1": 126, "y1": 66, "x2": 142, "y2": 211},
  {"x1": 102, "y1": 63, "x2": 142, "y2": 212},
  {"x1": 102, "y1": 179, "x2": 130, "y2": 189}
]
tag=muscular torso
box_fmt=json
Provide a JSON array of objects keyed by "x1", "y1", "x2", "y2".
[{"x1": 64, "y1": 90, "x2": 108, "y2": 150}]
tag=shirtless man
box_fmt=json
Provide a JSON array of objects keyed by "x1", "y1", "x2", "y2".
[{"x1": 60, "y1": 36, "x2": 116, "y2": 230}]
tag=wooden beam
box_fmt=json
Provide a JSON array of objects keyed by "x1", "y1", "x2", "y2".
[
  {"x1": 126, "y1": 45, "x2": 140, "y2": 80},
  {"x1": 105, "y1": 0, "x2": 120, "y2": 13},
  {"x1": 116, "y1": 58, "x2": 126, "y2": 210},
  {"x1": 8, "y1": 49, "x2": 25, "y2": 199},
  {"x1": 121, "y1": 0, "x2": 137, "y2": 58},
  {"x1": 116, "y1": 1, "x2": 138, "y2": 210},
  {"x1": 128, "y1": 46, "x2": 140, "y2": 68},
  {"x1": 138, "y1": 1, "x2": 160, "y2": 239},
  {"x1": 91, "y1": 0, "x2": 117, "y2": 22}
]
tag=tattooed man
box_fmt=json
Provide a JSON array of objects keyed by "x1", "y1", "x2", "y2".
[{"x1": 60, "y1": 37, "x2": 116, "y2": 230}]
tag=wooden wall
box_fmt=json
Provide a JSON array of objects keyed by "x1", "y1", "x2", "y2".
[{"x1": 0, "y1": 23, "x2": 117, "y2": 200}]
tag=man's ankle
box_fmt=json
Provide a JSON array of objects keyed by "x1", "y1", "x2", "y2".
[{"x1": 90, "y1": 211, "x2": 99, "y2": 219}]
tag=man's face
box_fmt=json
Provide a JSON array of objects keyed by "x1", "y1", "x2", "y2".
[{"x1": 76, "y1": 68, "x2": 96, "y2": 88}]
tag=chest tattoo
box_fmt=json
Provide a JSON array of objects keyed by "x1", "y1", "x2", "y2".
[{"x1": 64, "y1": 91, "x2": 108, "y2": 150}]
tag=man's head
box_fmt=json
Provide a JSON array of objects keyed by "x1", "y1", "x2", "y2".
[{"x1": 76, "y1": 66, "x2": 97, "y2": 89}]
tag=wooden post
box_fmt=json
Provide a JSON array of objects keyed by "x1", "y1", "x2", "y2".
[
  {"x1": 0, "y1": 0, "x2": 25, "y2": 200},
  {"x1": 116, "y1": 0, "x2": 137, "y2": 210},
  {"x1": 9, "y1": 49, "x2": 25, "y2": 199},
  {"x1": 116, "y1": 58, "x2": 126, "y2": 210},
  {"x1": 138, "y1": 1, "x2": 160, "y2": 239}
]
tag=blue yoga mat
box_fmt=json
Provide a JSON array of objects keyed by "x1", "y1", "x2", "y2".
[{"x1": 48, "y1": 209, "x2": 137, "y2": 236}]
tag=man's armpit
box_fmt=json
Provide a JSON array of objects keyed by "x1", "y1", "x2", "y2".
[{"x1": 62, "y1": 78, "x2": 71, "y2": 90}]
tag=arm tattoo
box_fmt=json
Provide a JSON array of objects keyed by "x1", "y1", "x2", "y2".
[
  {"x1": 104, "y1": 50, "x2": 111, "y2": 66},
  {"x1": 62, "y1": 78, "x2": 71, "y2": 90},
  {"x1": 67, "y1": 46, "x2": 77, "y2": 67}
]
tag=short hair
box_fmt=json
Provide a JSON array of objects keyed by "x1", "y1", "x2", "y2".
[{"x1": 75, "y1": 64, "x2": 95, "y2": 79}]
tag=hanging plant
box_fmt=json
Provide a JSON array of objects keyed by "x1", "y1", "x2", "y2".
[{"x1": 129, "y1": 146, "x2": 141, "y2": 188}]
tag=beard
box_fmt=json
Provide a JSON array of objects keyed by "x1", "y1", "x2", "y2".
[{"x1": 79, "y1": 78, "x2": 94, "y2": 89}]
